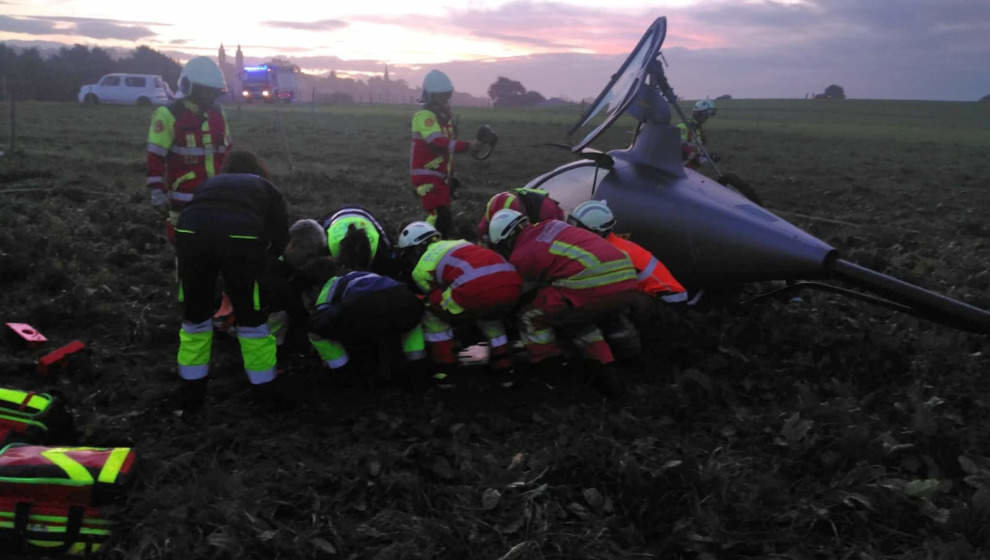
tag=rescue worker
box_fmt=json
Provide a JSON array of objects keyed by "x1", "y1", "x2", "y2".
[
  {"x1": 319, "y1": 205, "x2": 397, "y2": 276},
  {"x1": 488, "y1": 209, "x2": 639, "y2": 396},
  {"x1": 173, "y1": 172, "x2": 288, "y2": 411},
  {"x1": 147, "y1": 56, "x2": 231, "y2": 241},
  {"x1": 396, "y1": 221, "x2": 522, "y2": 380},
  {"x1": 300, "y1": 232, "x2": 426, "y2": 385},
  {"x1": 567, "y1": 200, "x2": 687, "y2": 303},
  {"x1": 476, "y1": 187, "x2": 565, "y2": 245},
  {"x1": 410, "y1": 70, "x2": 479, "y2": 237},
  {"x1": 677, "y1": 99, "x2": 717, "y2": 169}
]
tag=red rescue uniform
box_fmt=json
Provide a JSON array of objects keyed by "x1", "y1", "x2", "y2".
[
  {"x1": 477, "y1": 188, "x2": 564, "y2": 241},
  {"x1": 147, "y1": 99, "x2": 231, "y2": 241},
  {"x1": 409, "y1": 109, "x2": 471, "y2": 216},
  {"x1": 412, "y1": 240, "x2": 522, "y2": 368},
  {"x1": 508, "y1": 220, "x2": 638, "y2": 364},
  {"x1": 605, "y1": 233, "x2": 687, "y2": 302}
]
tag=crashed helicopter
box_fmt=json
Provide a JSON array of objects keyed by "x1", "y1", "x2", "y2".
[{"x1": 523, "y1": 17, "x2": 990, "y2": 334}]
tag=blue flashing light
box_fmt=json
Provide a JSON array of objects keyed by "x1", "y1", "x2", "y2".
[{"x1": 243, "y1": 65, "x2": 269, "y2": 72}]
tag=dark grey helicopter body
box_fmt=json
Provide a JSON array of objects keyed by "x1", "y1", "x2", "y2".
[{"x1": 523, "y1": 17, "x2": 989, "y2": 333}]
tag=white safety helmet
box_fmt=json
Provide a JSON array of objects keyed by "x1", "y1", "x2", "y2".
[
  {"x1": 421, "y1": 70, "x2": 453, "y2": 102},
  {"x1": 397, "y1": 221, "x2": 440, "y2": 249},
  {"x1": 488, "y1": 209, "x2": 529, "y2": 246},
  {"x1": 568, "y1": 200, "x2": 616, "y2": 236},
  {"x1": 693, "y1": 99, "x2": 717, "y2": 118},
  {"x1": 178, "y1": 56, "x2": 227, "y2": 96}
]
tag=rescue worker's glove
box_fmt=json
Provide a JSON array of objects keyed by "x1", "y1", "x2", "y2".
[
  {"x1": 150, "y1": 188, "x2": 169, "y2": 214},
  {"x1": 473, "y1": 125, "x2": 497, "y2": 160}
]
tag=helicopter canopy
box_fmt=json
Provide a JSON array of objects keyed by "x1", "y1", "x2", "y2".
[{"x1": 567, "y1": 17, "x2": 666, "y2": 151}]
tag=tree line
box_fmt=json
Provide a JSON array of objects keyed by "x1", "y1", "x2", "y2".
[{"x1": 0, "y1": 44, "x2": 181, "y2": 101}]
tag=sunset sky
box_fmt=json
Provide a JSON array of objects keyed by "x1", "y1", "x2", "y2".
[{"x1": 2, "y1": 0, "x2": 988, "y2": 101}]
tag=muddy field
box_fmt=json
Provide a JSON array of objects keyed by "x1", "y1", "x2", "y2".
[{"x1": 1, "y1": 99, "x2": 989, "y2": 559}]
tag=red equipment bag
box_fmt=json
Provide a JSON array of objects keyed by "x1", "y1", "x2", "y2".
[
  {"x1": 0, "y1": 444, "x2": 136, "y2": 555},
  {"x1": 0, "y1": 387, "x2": 76, "y2": 446}
]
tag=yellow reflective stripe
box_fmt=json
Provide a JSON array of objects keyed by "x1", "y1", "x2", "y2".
[
  {"x1": 554, "y1": 267, "x2": 636, "y2": 290},
  {"x1": 401, "y1": 326, "x2": 425, "y2": 356},
  {"x1": 238, "y1": 330, "x2": 276, "y2": 373},
  {"x1": 677, "y1": 122, "x2": 689, "y2": 142},
  {"x1": 174, "y1": 228, "x2": 195, "y2": 234},
  {"x1": 328, "y1": 216, "x2": 380, "y2": 260},
  {"x1": 0, "y1": 389, "x2": 50, "y2": 413},
  {"x1": 423, "y1": 156, "x2": 444, "y2": 170},
  {"x1": 549, "y1": 240, "x2": 601, "y2": 269},
  {"x1": 253, "y1": 281, "x2": 261, "y2": 311},
  {"x1": 201, "y1": 118, "x2": 215, "y2": 177},
  {"x1": 439, "y1": 288, "x2": 465, "y2": 315},
  {"x1": 177, "y1": 280, "x2": 184, "y2": 303},
  {"x1": 229, "y1": 234, "x2": 258, "y2": 239},
  {"x1": 146, "y1": 106, "x2": 175, "y2": 149},
  {"x1": 412, "y1": 240, "x2": 464, "y2": 293},
  {"x1": 316, "y1": 277, "x2": 336, "y2": 306},
  {"x1": 97, "y1": 447, "x2": 131, "y2": 484},
  {"x1": 178, "y1": 322, "x2": 213, "y2": 367},
  {"x1": 40, "y1": 448, "x2": 94, "y2": 484},
  {"x1": 172, "y1": 170, "x2": 196, "y2": 189}
]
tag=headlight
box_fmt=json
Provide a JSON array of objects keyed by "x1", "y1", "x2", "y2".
[
  {"x1": 262, "y1": 90, "x2": 270, "y2": 97},
  {"x1": 242, "y1": 90, "x2": 250, "y2": 97}
]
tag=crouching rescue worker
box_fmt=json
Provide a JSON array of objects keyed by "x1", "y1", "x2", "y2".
[
  {"x1": 300, "y1": 230, "x2": 425, "y2": 385},
  {"x1": 410, "y1": 70, "x2": 478, "y2": 237},
  {"x1": 397, "y1": 221, "x2": 522, "y2": 382},
  {"x1": 284, "y1": 206, "x2": 396, "y2": 275},
  {"x1": 488, "y1": 210, "x2": 639, "y2": 397},
  {"x1": 146, "y1": 56, "x2": 231, "y2": 242},
  {"x1": 173, "y1": 172, "x2": 288, "y2": 410},
  {"x1": 476, "y1": 187, "x2": 564, "y2": 245},
  {"x1": 678, "y1": 99, "x2": 717, "y2": 170}
]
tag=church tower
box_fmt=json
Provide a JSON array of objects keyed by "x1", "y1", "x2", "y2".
[
  {"x1": 218, "y1": 43, "x2": 226, "y2": 66},
  {"x1": 235, "y1": 45, "x2": 244, "y2": 70}
]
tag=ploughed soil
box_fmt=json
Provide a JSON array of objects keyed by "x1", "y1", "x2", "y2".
[{"x1": 0, "y1": 101, "x2": 988, "y2": 559}]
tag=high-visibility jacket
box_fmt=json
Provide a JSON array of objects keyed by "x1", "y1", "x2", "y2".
[
  {"x1": 677, "y1": 119, "x2": 705, "y2": 145},
  {"x1": 409, "y1": 109, "x2": 471, "y2": 205},
  {"x1": 605, "y1": 233, "x2": 687, "y2": 302},
  {"x1": 477, "y1": 188, "x2": 565, "y2": 240},
  {"x1": 319, "y1": 206, "x2": 391, "y2": 261},
  {"x1": 508, "y1": 220, "x2": 637, "y2": 297},
  {"x1": 146, "y1": 99, "x2": 231, "y2": 213},
  {"x1": 412, "y1": 240, "x2": 521, "y2": 316}
]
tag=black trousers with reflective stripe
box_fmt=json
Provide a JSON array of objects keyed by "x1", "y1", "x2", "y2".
[{"x1": 176, "y1": 232, "x2": 268, "y2": 327}]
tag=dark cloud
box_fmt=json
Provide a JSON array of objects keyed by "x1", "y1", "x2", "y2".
[
  {"x1": 0, "y1": 15, "x2": 158, "y2": 40},
  {"x1": 0, "y1": 15, "x2": 59, "y2": 35},
  {"x1": 262, "y1": 19, "x2": 348, "y2": 31}
]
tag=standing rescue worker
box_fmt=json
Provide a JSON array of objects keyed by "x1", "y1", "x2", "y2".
[
  {"x1": 476, "y1": 187, "x2": 564, "y2": 245},
  {"x1": 410, "y1": 70, "x2": 478, "y2": 237},
  {"x1": 173, "y1": 173, "x2": 288, "y2": 410},
  {"x1": 677, "y1": 99, "x2": 717, "y2": 169},
  {"x1": 567, "y1": 200, "x2": 686, "y2": 303},
  {"x1": 147, "y1": 56, "x2": 231, "y2": 241},
  {"x1": 488, "y1": 210, "x2": 639, "y2": 396},
  {"x1": 396, "y1": 221, "x2": 522, "y2": 378}
]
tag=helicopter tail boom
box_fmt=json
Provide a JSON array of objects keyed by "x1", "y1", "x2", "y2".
[{"x1": 829, "y1": 258, "x2": 990, "y2": 334}]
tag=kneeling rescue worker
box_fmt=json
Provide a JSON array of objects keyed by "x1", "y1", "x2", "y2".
[
  {"x1": 173, "y1": 172, "x2": 288, "y2": 410},
  {"x1": 488, "y1": 210, "x2": 640, "y2": 396},
  {"x1": 397, "y1": 221, "x2": 522, "y2": 379},
  {"x1": 147, "y1": 56, "x2": 232, "y2": 242},
  {"x1": 476, "y1": 187, "x2": 564, "y2": 245},
  {"x1": 567, "y1": 200, "x2": 686, "y2": 303}
]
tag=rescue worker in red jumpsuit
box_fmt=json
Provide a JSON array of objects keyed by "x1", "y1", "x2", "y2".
[
  {"x1": 567, "y1": 200, "x2": 687, "y2": 303},
  {"x1": 410, "y1": 70, "x2": 479, "y2": 237},
  {"x1": 396, "y1": 221, "x2": 522, "y2": 381},
  {"x1": 173, "y1": 173, "x2": 288, "y2": 411},
  {"x1": 476, "y1": 187, "x2": 564, "y2": 245},
  {"x1": 488, "y1": 209, "x2": 639, "y2": 396},
  {"x1": 147, "y1": 56, "x2": 231, "y2": 242}
]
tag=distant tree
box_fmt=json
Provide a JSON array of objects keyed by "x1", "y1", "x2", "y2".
[
  {"x1": 488, "y1": 76, "x2": 526, "y2": 105},
  {"x1": 487, "y1": 76, "x2": 545, "y2": 107},
  {"x1": 117, "y1": 45, "x2": 181, "y2": 90},
  {"x1": 716, "y1": 94, "x2": 732, "y2": 101},
  {"x1": 980, "y1": 94, "x2": 990, "y2": 103},
  {"x1": 824, "y1": 84, "x2": 846, "y2": 99}
]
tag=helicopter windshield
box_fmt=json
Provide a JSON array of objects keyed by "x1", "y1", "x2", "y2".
[{"x1": 568, "y1": 17, "x2": 666, "y2": 151}]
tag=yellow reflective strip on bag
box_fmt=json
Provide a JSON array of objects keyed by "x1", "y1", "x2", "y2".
[
  {"x1": 39, "y1": 448, "x2": 94, "y2": 484},
  {"x1": 97, "y1": 447, "x2": 131, "y2": 484},
  {"x1": 0, "y1": 389, "x2": 50, "y2": 413}
]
